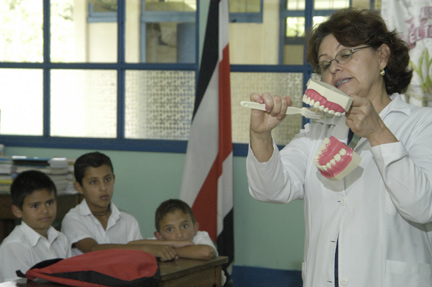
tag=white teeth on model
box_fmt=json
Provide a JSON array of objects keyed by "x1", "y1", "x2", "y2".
[
  {"x1": 303, "y1": 95, "x2": 341, "y2": 115},
  {"x1": 318, "y1": 145, "x2": 348, "y2": 171}
]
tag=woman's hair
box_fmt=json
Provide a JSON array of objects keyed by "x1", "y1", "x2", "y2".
[{"x1": 307, "y1": 8, "x2": 412, "y2": 94}]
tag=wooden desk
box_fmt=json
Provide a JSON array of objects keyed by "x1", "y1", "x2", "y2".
[
  {"x1": 159, "y1": 256, "x2": 228, "y2": 287},
  {"x1": 0, "y1": 193, "x2": 82, "y2": 243},
  {"x1": 0, "y1": 257, "x2": 229, "y2": 287}
]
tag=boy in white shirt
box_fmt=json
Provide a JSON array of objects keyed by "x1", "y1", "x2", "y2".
[
  {"x1": 61, "y1": 151, "x2": 177, "y2": 261},
  {"x1": 0, "y1": 170, "x2": 71, "y2": 282},
  {"x1": 130, "y1": 199, "x2": 217, "y2": 260}
]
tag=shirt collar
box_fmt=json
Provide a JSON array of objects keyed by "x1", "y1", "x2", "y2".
[
  {"x1": 380, "y1": 93, "x2": 412, "y2": 118},
  {"x1": 79, "y1": 199, "x2": 121, "y2": 222},
  {"x1": 20, "y1": 221, "x2": 59, "y2": 246}
]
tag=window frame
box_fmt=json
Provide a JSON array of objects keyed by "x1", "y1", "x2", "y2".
[
  {"x1": 0, "y1": 0, "x2": 197, "y2": 154},
  {"x1": 0, "y1": 0, "x2": 379, "y2": 157}
]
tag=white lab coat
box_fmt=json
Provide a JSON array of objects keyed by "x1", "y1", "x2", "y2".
[{"x1": 247, "y1": 94, "x2": 432, "y2": 287}]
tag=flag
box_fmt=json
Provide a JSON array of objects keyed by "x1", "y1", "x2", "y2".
[
  {"x1": 180, "y1": 0, "x2": 234, "y2": 266},
  {"x1": 381, "y1": 0, "x2": 432, "y2": 107}
]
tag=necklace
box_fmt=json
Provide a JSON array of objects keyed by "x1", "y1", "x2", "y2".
[{"x1": 92, "y1": 205, "x2": 111, "y2": 217}]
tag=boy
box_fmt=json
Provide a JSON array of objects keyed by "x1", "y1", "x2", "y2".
[
  {"x1": 0, "y1": 170, "x2": 71, "y2": 282},
  {"x1": 130, "y1": 199, "x2": 217, "y2": 260},
  {"x1": 61, "y1": 151, "x2": 177, "y2": 261}
]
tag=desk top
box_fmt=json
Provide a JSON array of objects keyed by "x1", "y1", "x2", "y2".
[{"x1": 0, "y1": 256, "x2": 229, "y2": 287}]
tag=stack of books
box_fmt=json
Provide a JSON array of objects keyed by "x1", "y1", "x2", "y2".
[
  {"x1": 12, "y1": 156, "x2": 76, "y2": 194},
  {"x1": 0, "y1": 157, "x2": 14, "y2": 192}
]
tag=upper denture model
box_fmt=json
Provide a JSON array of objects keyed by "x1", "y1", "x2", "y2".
[{"x1": 302, "y1": 78, "x2": 353, "y2": 116}]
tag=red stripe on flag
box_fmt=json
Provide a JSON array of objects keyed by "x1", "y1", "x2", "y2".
[
  {"x1": 191, "y1": 163, "x2": 219, "y2": 240},
  {"x1": 219, "y1": 45, "x2": 232, "y2": 159}
]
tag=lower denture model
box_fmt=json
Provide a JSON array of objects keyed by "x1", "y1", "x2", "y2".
[
  {"x1": 303, "y1": 78, "x2": 353, "y2": 116},
  {"x1": 314, "y1": 136, "x2": 361, "y2": 181},
  {"x1": 303, "y1": 79, "x2": 361, "y2": 180}
]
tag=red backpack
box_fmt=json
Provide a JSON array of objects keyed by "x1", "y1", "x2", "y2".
[{"x1": 18, "y1": 249, "x2": 160, "y2": 287}]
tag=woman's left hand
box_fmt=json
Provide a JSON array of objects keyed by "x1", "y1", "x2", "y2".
[{"x1": 345, "y1": 96, "x2": 397, "y2": 146}]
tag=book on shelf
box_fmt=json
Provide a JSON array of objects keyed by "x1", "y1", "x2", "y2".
[
  {"x1": 0, "y1": 157, "x2": 15, "y2": 175},
  {"x1": 9, "y1": 156, "x2": 76, "y2": 194},
  {"x1": 12, "y1": 156, "x2": 50, "y2": 167}
]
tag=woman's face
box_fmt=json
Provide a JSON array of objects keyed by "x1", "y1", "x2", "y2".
[{"x1": 318, "y1": 34, "x2": 387, "y2": 101}]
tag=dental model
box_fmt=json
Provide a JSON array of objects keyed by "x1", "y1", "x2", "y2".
[
  {"x1": 314, "y1": 136, "x2": 361, "y2": 181},
  {"x1": 303, "y1": 78, "x2": 353, "y2": 116}
]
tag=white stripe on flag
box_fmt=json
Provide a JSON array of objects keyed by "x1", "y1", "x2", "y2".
[{"x1": 180, "y1": 67, "x2": 219, "y2": 206}]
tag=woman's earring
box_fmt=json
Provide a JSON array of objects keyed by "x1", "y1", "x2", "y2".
[{"x1": 380, "y1": 69, "x2": 386, "y2": 77}]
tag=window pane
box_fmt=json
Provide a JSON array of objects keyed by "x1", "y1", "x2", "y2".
[
  {"x1": 0, "y1": 1, "x2": 43, "y2": 62},
  {"x1": 51, "y1": 0, "x2": 117, "y2": 63},
  {"x1": 125, "y1": 70, "x2": 195, "y2": 140},
  {"x1": 50, "y1": 70, "x2": 117, "y2": 138},
  {"x1": 314, "y1": 0, "x2": 349, "y2": 10},
  {"x1": 229, "y1": 0, "x2": 261, "y2": 13},
  {"x1": 352, "y1": 0, "x2": 380, "y2": 9},
  {"x1": 143, "y1": 22, "x2": 196, "y2": 63},
  {"x1": 0, "y1": 69, "x2": 43, "y2": 135},
  {"x1": 284, "y1": 45, "x2": 304, "y2": 65},
  {"x1": 229, "y1": 1, "x2": 279, "y2": 65},
  {"x1": 287, "y1": 0, "x2": 305, "y2": 10},
  {"x1": 129, "y1": 0, "x2": 196, "y2": 63},
  {"x1": 145, "y1": 0, "x2": 196, "y2": 12},
  {"x1": 231, "y1": 72, "x2": 304, "y2": 145},
  {"x1": 286, "y1": 17, "x2": 305, "y2": 37}
]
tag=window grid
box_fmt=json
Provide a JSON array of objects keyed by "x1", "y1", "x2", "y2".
[{"x1": 0, "y1": 0, "x2": 379, "y2": 156}]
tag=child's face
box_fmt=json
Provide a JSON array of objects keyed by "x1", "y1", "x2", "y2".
[
  {"x1": 75, "y1": 164, "x2": 114, "y2": 212},
  {"x1": 156, "y1": 209, "x2": 198, "y2": 241},
  {"x1": 12, "y1": 188, "x2": 56, "y2": 238}
]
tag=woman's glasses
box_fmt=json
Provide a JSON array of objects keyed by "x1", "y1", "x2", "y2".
[{"x1": 316, "y1": 46, "x2": 371, "y2": 75}]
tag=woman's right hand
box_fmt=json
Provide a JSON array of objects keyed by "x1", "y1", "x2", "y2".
[
  {"x1": 249, "y1": 92, "x2": 292, "y2": 135},
  {"x1": 248, "y1": 93, "x2": 292, "y2": 162}
]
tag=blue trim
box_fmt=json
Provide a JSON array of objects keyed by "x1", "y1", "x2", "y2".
[
  {"x1": 140, "y1": 12, "x2": 195, "y2": 23},
  {"x1": 229, "y1": 0, "x2": 263, "y2": 23},
  {"x1": 229, "y1": 12, "x2": 262, "y2": 23},
  {"x1": 43, "y1": 0, "x2": 51, "y2": 137},
  {"x1": 87, "y1": 3, "x2": 117, "y2": 23},
  {"x1": 231, "y1": 266, "x2": 302, "y2": 287},
  {"x1": 117, "y1": 0, "x2": 126, "y2": 139}
]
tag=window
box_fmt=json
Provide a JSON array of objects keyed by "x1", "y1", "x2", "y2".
[
  {"x1": 0, "y1": 0, "x2": 196, "y2": 153},
  {"x1": 0, "y1": 0, "x2": 381, "y2": 155}
]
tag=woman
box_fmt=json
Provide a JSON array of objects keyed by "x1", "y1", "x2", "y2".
[{"x1": 246, "y1": 8, "x2": 432, "y2": 287}]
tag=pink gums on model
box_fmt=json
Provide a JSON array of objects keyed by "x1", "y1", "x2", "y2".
[
  {"x1": 305, "y1": 89, "x2": 345, "y2": 114},
  {"x1": 315, "y1": 136, "x2": 354, "y2": 179}
]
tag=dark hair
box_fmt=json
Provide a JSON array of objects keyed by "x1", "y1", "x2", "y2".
[
  {"x1": 155, "y1": 199, "x2": 196, "y2": 232},
  {"x1": 11, "y1": 170, "x2": 57, "y2": 209},
  {"x1": 307, "y1": 8, "x2": 412, "y2": 94},
  {"x1": 74, "y1": 152, "x2": 114, "y2": 185}
]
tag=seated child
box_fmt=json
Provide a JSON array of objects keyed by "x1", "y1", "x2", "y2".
[
  {"x1": 130, "y1": 198, "x2": 217, "y2": 260},
  {"x1": 61, "y1": 151, "x2": 177, "y2": 261},
  {"x1": 0, "y1": 170, "x2": 71, "y2": 282}
]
